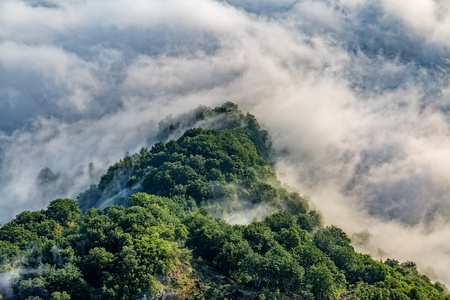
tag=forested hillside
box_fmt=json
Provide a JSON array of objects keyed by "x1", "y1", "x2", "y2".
[{"x1": 0, "y1": 104, "x2": 448, "y2": 299}]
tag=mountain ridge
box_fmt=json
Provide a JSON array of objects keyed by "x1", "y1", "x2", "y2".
[{"x1": 0, "y1": 103, "x2": 447, "y2": 299}]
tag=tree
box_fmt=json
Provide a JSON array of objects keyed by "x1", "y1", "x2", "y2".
[
  {"x1": 44, "y1": 263, "x2": 89, "y2": 300},
  {"x1": 16, "y1": 277, "x2": 49, "y2": 300},
  {"x1": 306, "y1": 264, "x2": 344, "y2": 300},
  {"x1": 37, "y1": 167, "x2": 58, "y2": 186},
  {"x1": 243, "y1": 222, "x2": 275, "y2": 255},
  {"x1": 46, "y1": 199, "x2": 81, "y2": 226},
  {"x1": 264, "y1": 212, "x2": 295, "y2": 233},
  {"x1": 276, "y1": 227, "x2": 302, "y2": 250}
]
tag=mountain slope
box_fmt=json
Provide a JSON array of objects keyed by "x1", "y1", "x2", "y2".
[{"x1": 0, "y1": 104, "x2": 448, "y2": 299}]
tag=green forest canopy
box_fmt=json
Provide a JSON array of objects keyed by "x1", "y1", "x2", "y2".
[{"x1": 0, "y1": 103, "x2": 448, "y2": 299}]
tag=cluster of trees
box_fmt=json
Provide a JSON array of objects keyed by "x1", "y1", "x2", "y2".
[
  {"x1": 0, "y1": 194, "x2": 446, "y2": 299},
  {"x1": 77, "y1": 102, "x2": 287, "y2": 214},
  {"x1": 0, "y1": 103, "x2": 448, "y2": 299},
  {"x1": 0, "y1": 196, "x2": 183, "y2": 299},
  {"x1": 156, "y1": 102, "x2": 271, "y2": 160},
  {"x1": 183, "y1": 208, "x2": 447, "y2": 299}
]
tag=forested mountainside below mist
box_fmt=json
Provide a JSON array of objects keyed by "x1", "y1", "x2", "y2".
[{"x1": 0, "y1": 103, "x2": 448, "y2": 300}]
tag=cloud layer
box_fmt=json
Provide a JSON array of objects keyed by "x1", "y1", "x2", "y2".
[{"x1": 1, "y1": 0, "x2": 450, "y2": 285}]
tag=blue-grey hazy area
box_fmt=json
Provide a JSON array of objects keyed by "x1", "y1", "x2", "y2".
[{"x1": 1, "y1": 0, "x2": 450, "y2": 285}]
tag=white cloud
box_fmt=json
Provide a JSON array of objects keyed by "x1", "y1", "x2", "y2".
[
  {"x1": 0, "y1": 41, "x2": 101, "y2": 111},
  {"x1": 1, "y1": 0, "x2": 450, "y2": 286},
  {"x1": 380, "y1": 0, "x2": 450, "y2": 47}
]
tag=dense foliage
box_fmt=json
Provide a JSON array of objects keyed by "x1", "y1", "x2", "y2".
[
  {"x1": 77, "y1": 102, "x2": 275, "y2": 212},
  {"x1": 0, "y1": 103, "x2": 448, "y2": 299}
]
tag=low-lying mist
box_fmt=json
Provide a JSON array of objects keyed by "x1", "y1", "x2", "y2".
[{"x1": 1, "y1": 0, "x2": 450, "y2": 286}]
